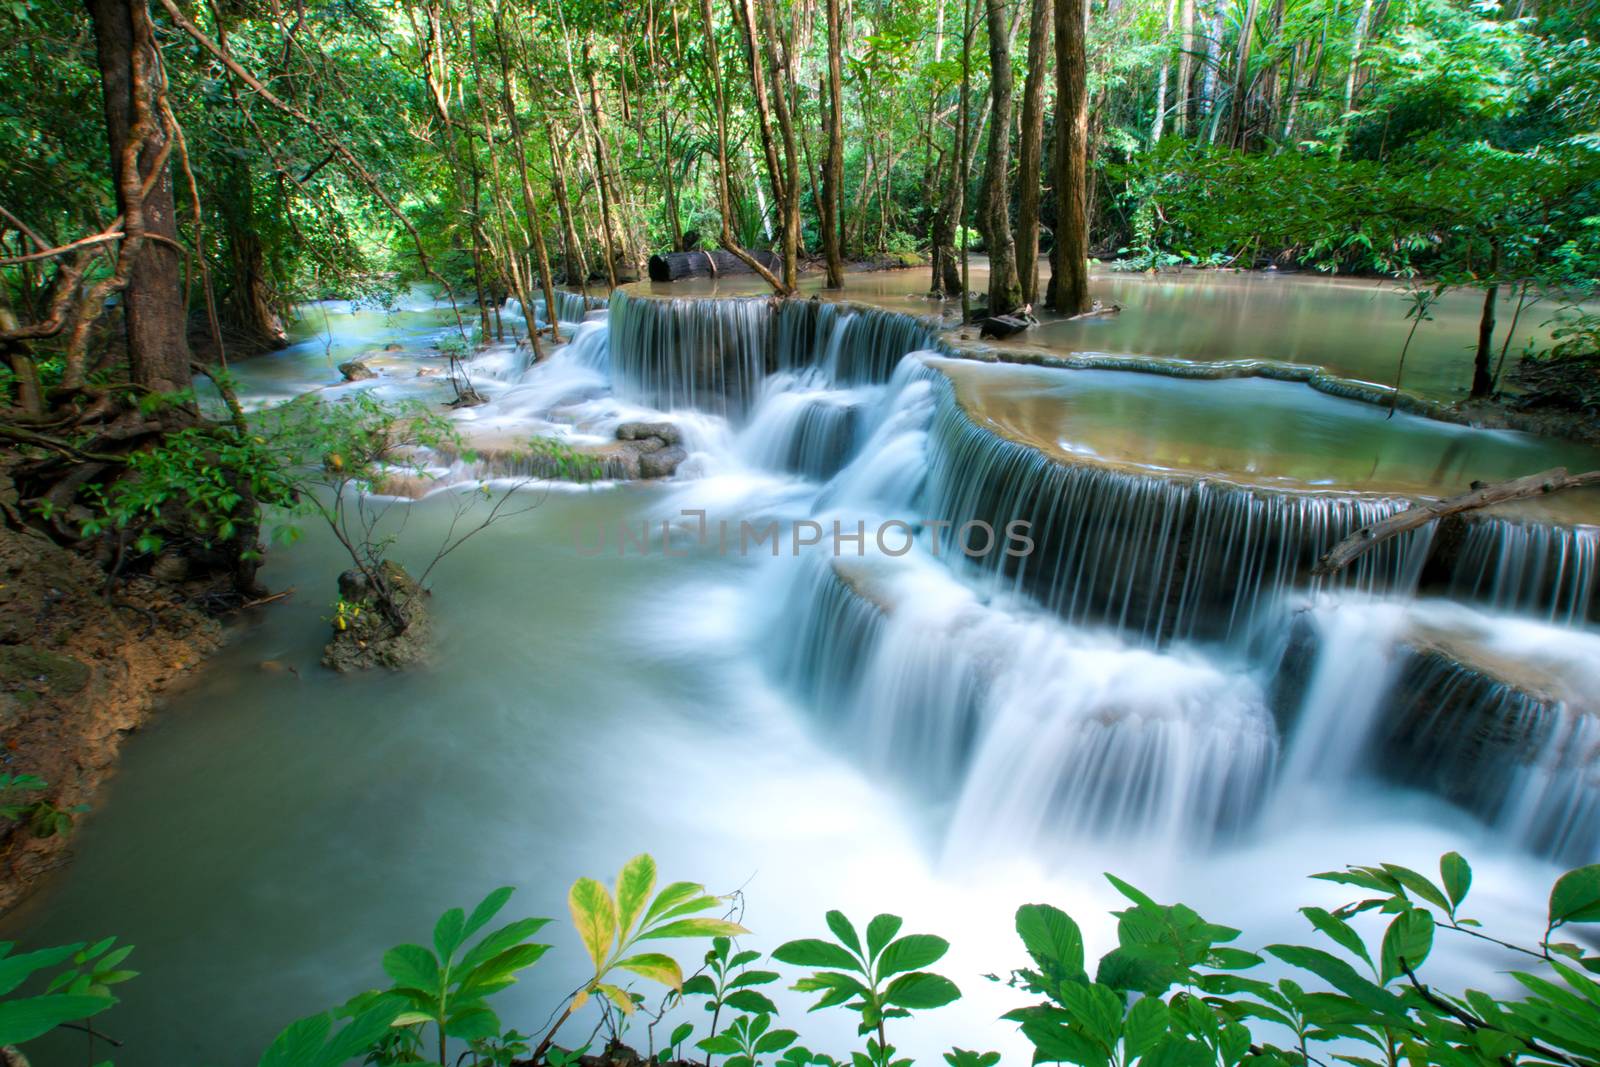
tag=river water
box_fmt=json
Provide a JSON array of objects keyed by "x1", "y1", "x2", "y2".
[{"x1": 6, "y1": 275, "x2": 1597, "y2": 1066}]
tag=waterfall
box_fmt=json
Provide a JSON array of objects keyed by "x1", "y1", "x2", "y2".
[
  {"x1": 1274, "y1": 596, "x2": 1600, "y2": 863},
  {"x1": 923, "y1": 379, "x2": 1432, "y2": 643},
  {"x1": 1446, "y1": 516, "x2": 1597, "y2": 625},
  {"x1": 607, "y1": 291, "x2": 949, "y2": 417},
  {"x1": 476, "y1": 289, "x2": 1600, "y2": 865},
  {"x1": 765, "y1": 545, "x2": 1277, "y2": 853},
  {"x1": 739, "y1": 373, "x2": 870, "y2": 480}
]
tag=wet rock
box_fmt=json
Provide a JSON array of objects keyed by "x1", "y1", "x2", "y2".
[
  {"x1": 616, "y1": 421, "x2": 682, "y2": 446},
  {"x1": 149, "y1": 552, "x2": 189, "y2": 583},
  {"x1": 978, "y1": 314, "x2": 1034, "y2": 340},
  {"x1": 338, "y1": 360, "x2": 376, "y2": 381},
  {"x1": 383, "y1": 342, "x2": 403, "y2": 352},
  {"x1": 639, "y1": 446, "x2": 689, "y2": 480},
  {"x1": 321, "y1": 561, "x2": 432, "y2": 672}
]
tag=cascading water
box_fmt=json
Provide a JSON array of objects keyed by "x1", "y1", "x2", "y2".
[{"x1": 1447, "y1": 516, "x2": 1598, "y2": 625}]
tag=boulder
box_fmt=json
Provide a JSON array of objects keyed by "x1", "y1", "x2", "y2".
[
  {"x1": 616, "y1": 421, "x2": 682, "y2": 446},
  {"x1": 322, "y1": 561, "x2": 431, "y2": 672},
  {"x1": 338, "y1": 360, "x2": 376, "y2": 381},
  {"x1": 639, "y1": 446, "x2": 689, "y2": 480}
]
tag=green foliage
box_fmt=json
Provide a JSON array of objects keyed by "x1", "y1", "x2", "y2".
[
  {"x1": 380, "y1": 886, "x2": 552, "y2": 1064},
  {"x1": 564, "y1": 853, "x2": 749, "y2": 1019},
  {"x1": 773, "y1": 909, "x2": 960, "y2": 1067},
  {"x1": 0, "y1": 937, "x2": 127, "y2": 1054}
]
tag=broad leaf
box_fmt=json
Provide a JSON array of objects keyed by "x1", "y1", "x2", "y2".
[
  {"x1": 616, "y1": 855, "x2": 658, "y2": 939},
  {"x1": 1550, "y1": 866, "x2": 1600, "y2": 926},
  {"x1": 883, "y1": 971, "x2": 960, "y2": 1009},
  {"x1": 615, "y1": 952, "x2": 684, "y2": 989},
  {"x1": 876, "y1": 935, "x2": 948, "y2": 978},
  {"x1": 773, "y1": 938, "x2": 863, "y2": 971},
  {"x1": 1016, "y1": 904, "x2": 1085, "y2": 979},
  {"x1": 569, "y1": 877, "x2": 617, "y2": 970}
]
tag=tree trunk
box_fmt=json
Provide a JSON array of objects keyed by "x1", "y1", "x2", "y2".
[
  {"x1": 1225, "y1": 0, "x2": 1260, "y2": 148},
  {"x1": 1152, "y1": 0, "x2": 1177, "y2": 140},
  {"x1": 87, "y1": 0, "x2": 191, "y2": 396},
  {"x1": 755, "y1": 0, "x2": 802, "y2": 292},
  {"x1": 1176, "y1": 0, "x2": 1194, "y2": 134},
  {"x1": 1048, "y1": 0, "x2": 1090, "y2": 313},
  {"x1": 697, "y1": 0, "x2": 788, "y2": 292},
  {"x1": 1017, "y1": 0, "x2": 1051, "y2": 306},
  {"x1": 980, "y1": 0, "x2": 1022, "y2": 315},
  {"x1": 1473, "y1": 283, "x2": 1498, "y2": 400},
  {"x1": 821, "y1": 0, "x2": 846, "y2": 288}
]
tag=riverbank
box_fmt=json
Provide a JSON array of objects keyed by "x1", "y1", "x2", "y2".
[{"x1": 0, "y1": 520, "x2": 220, "y2": 913}]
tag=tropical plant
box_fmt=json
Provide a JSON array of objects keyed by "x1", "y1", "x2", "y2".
[
  {"x1": 0, "y1": 938, "x2": 129, "y2": 1055},
  {"x1": 537, "y1": 854, "x2": 750, "y2": 1060},
  {"x1": 773, "y1": 911, "x2": 961, "y2": 1067}
]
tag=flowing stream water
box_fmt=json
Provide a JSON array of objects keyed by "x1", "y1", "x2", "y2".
[{"x1": 6, "y1": 278, "x2": 1598, "y2": 1066}]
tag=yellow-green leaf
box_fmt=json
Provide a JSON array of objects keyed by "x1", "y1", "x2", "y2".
[
  {"x1": 616, "y1": 855, "x2": 657, "y2": 940},
  {"x1": 597, "y1": 982, "x2": 637, "y2": 1015},
  {"x1": 639, "y1": 918, "x2": 750, "y2": 941},
  {"x1": 571, "y1": 988, "x2": 591, "y2": 1013},
  {"x1": 615, "y1": 952, "x2": 684, "y2": 990},
  {"x1": 569, "y1": 878, "x2": 617, "y2": 970}
]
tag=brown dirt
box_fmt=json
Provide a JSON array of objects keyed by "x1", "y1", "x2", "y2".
[{"x1": 0, "y1": 522, "x2": 220, "y2": 914}]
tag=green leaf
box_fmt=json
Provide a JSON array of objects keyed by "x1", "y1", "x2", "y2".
[
  {"x1": 1104, "y1": 875, "x2": 1157, "y2": 907},
  {"x1": 1301, "y1": 907, "x2": 1374, "y2": 971},
  {"x1": 616, "y1": 855, "x2": 658, "y2": 940},
  {"x1": 382, "y1": 944, "x2": 440, "y2": 993},
  {"x1": 458, "y1": 918, "x2": 551, "y2": 974},
  {"x1": 865, "y1": 915, "x2": 902, "y2": 962},
  {"x1": 0, "y1": 993, "x2": 114, "y2": 1047},
  {"x1": 1016, "y1": 904, "x2": 1085, "y2": 979},
  {"x1": 463, "y1": 887, "x2": 515, "y2": 942},
  {"x1": 1379, "y1": 908, "x2": 1434, "y2": 985},
  {"x1": 773, "y1": 938, "x2": 864, "y2": 971},
  {"x1": 1550, "y1": 865, "x2": 1600, "y2": 926},
  {"x1": 1439, "y1": 854, "x2": 1471, "y2": 910},
  {"x1": 882, "y1": 971, "x2": 960, "y2": 1009},
  {"x1": 876, "y1": 935, "x2": 948, "y2": 978},
  {"x1": 827, "y1": 911, "x2": 864, "y2": 957},
  {"x1": 444, "y1": 1004, "x2": 500, "y2": 1040},
  {"x1": 670, "y1": 1021, "x2": 694, "y2": 1048},
  {"x1": 258, "y1": 1012, "x2": 335, "y2": 1067},
  {"x1": 434, "y1": 907, "x2": 467, "y2": 963},
  {"x1": 615, "y1": 952, "x2": 684, "y2": 989},
  {"x1": 756, "y1": 1028, "x2": 800, "y2": 1054},
  {"x1": 1379, "y1": 865, "x2": 1452, "y2": 913},
  {"x1": 726, "y1": 989, "x2": 780, "y2": 1015},
  {"x1": 569, "y1": 877, "x2": 617, "y2": 970},
  {"x1": 0, "y1": 944, "x2": 81, "y2": 997},
  {"x1": 390, "y1": 1010, "x2": 436, "y2": 1027}
]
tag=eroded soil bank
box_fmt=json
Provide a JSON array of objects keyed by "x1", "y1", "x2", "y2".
[{"x1": 0, "y1": 519, "x2": 221, "y2": 913}]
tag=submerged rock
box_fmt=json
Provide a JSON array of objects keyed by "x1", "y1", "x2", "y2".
[
  {"x1": 338, "y1": 360, "x2": 376, "y2": 381},
  {"x1": 321, "y1": 561, "x2": 431, "y2": 672},
  {"x1": 978, "y1": 314, "x2": 1033, "y2": 340}
]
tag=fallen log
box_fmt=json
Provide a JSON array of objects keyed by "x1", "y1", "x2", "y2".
[
  {"x1": 647, "y1": 249, "x2": 782, "y2": 282},
  {"x1": 1312, "y1": 466, "x2": 1600, "y2": 577}
]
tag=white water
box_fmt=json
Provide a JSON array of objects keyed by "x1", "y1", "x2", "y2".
[{"x1": 10, "y1": 289, "x2": 1599, "y2": 1066}]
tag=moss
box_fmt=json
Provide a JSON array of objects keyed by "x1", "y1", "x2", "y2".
[{"x1": 0, "y1": 645, "x2": 90, "y2": 695}]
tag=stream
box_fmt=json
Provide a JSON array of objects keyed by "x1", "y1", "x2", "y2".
[{"x1": 6, "y1": 274, "x2": 1597, "y2": 1066}]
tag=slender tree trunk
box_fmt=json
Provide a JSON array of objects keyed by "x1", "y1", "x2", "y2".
[
  {"x1": 493, "y1": 8, "x2": 560, "y2": 344},
  {"x1": 697, "y1": 0, "x2": 788, "y2": 291},
  {"x1": 1152, "y1": 0, "x2": 1177, "y2": 140},
  {"x1": 582, "y1": 45, "x2": 622, "y2": 287},
  {"x1": 1200, "y1": 0, "x2": 1224, "y2": 139},
  {"x1": 1176, "y1": 0, "x2": 1194, "y2": 134},
  {"x1": 755, "y1": 0, "x2": 802, "y2": 291},
  {"x1": 1337, "y1": 0, "x2": 1374, "y2": 157},
  {"x1": 1225, "y1": 0, "x2": 1260, "y2": 147},
  {"x1": 1048, "y1": 0, "x2": 1090, "y2": 313},
  {"x1": 1017, "y1": 0, "x2": 1051, "y2": 306},
  {"x1": 544, "y1": 122, "x2": 589, "y2": 292},
  {"x1": 821, "y1": 0, "x2": 846, "y2": 287},
  {"x1": 1473, "y1": 282, "x2": 1499, "y2": 400},
  {"x1": 958, "y1": 0, "x2": 974, "y2": 322},
  {"x1": 980, "y1": 0, "x2": 1022, "y2": 315},
  {"x1": 87, "y1": 0, "x2": 191, "y2": 396}
]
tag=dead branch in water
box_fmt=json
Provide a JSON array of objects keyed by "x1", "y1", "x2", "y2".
[{"x1": 1312, "y1": 466, "x2": 1600, "y2": 577}]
